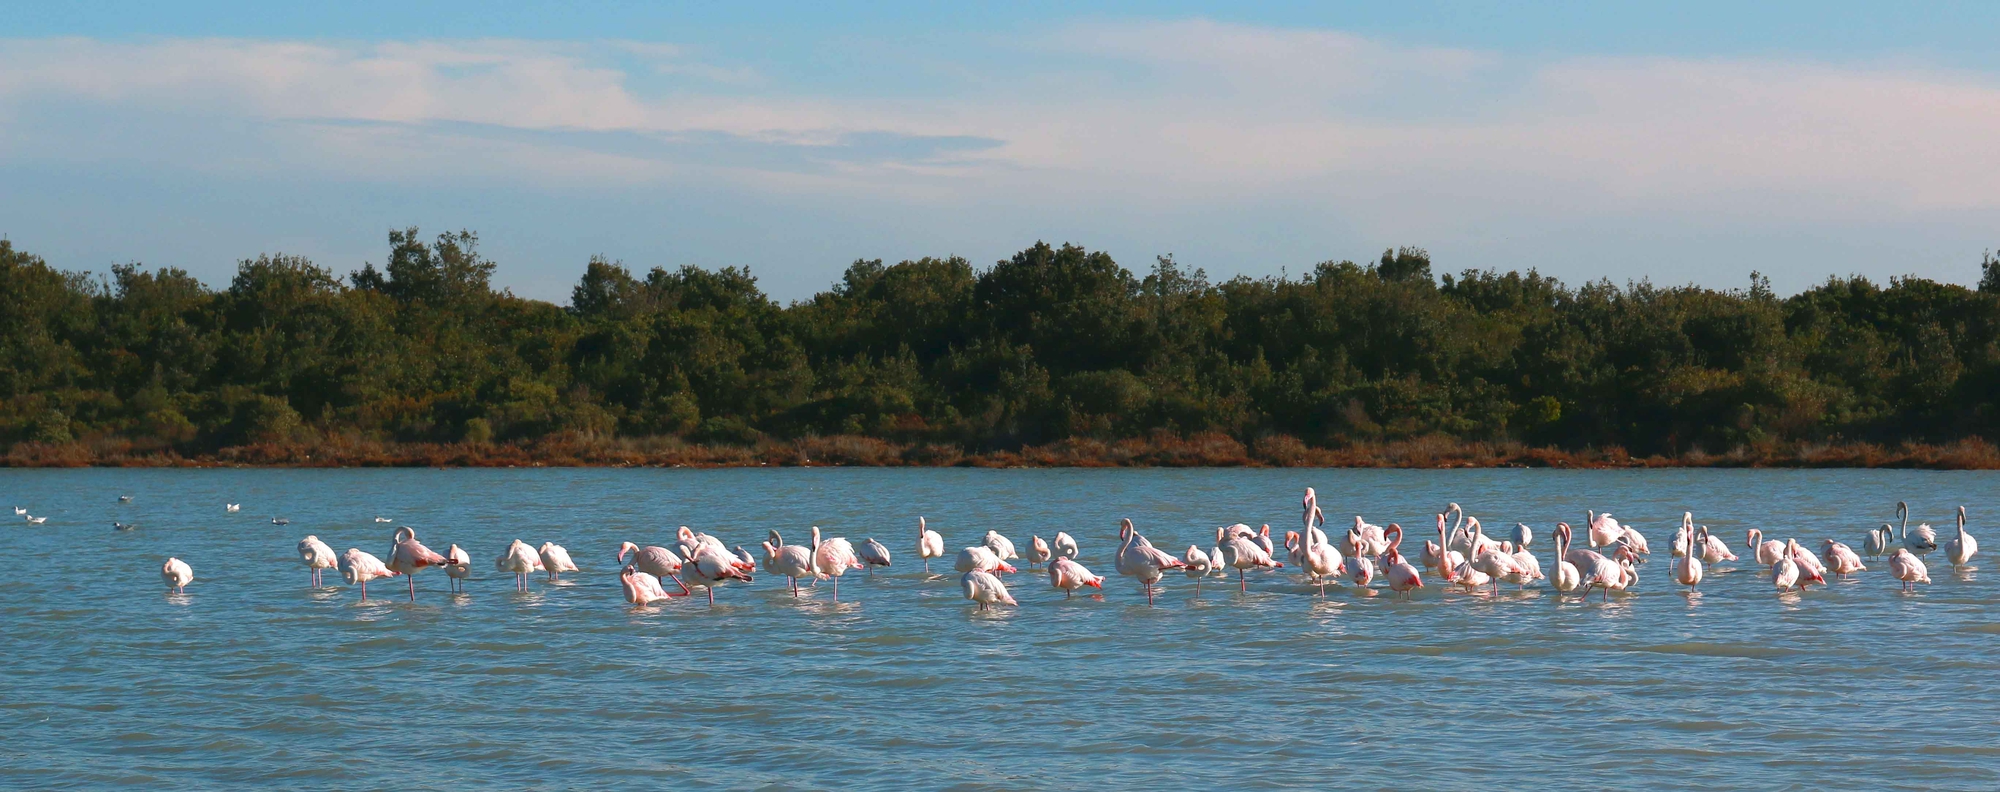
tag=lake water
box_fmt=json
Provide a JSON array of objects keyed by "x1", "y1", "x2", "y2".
[{"x1": 3, "y1": 467, "x2": 1997, "y2": 790}]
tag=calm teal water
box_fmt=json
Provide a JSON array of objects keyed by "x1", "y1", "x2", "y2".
[{"x1": 3, "y1": 468, "x2": 1997, "y2": 790}]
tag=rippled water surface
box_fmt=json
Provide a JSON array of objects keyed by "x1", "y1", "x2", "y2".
[{"x1": 5, "y1": 467, "x2": 2000, "y2": 790}]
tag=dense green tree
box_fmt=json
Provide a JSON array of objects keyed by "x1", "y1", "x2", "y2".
[{"x1": 4, "y1": 230, "x2": 2000, "y2": 456}]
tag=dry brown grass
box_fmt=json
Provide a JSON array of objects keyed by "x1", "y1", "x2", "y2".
[{"x1": 8, "y1": 434, "x2": 2000, "y2": 469}]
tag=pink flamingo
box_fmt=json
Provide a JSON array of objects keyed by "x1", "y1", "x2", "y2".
[
  {"x1": 810, "y1": 526, "x2": 863, "y2": 601},
  {"x1": 387, "y1": 526, "x2": 448, "y2": 601},
  {"x1": 1049, "y1": 556, "x2": 1104, "y2": 598},
  {"x1": 620, "y1": 564, "x2": 672, "y2": 605},
  {"x1": 1383, "y1": 543, "x2": 1424, "y2": 600},
  {"x1": 339, "y1": 547, "x2": 396, "y2": 600},
  {"x1": 617, "y1": 541, "x2": 690, "y2": 595},
  {"x1": 297, "y1": 535, "x2": 336, "y2": 587},
  {"x1": 1215, "y1": 522, "x2": 1280, "y2": 594},
  {"x1": 1118, "y1": 519, "x2": 1188, "y2": 604}
]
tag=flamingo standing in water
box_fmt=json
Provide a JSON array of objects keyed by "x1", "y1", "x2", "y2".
[
  {"x1": 961, "y1": 569, "x2": 1015, "y2": 611},
  {"x1": 617, "y1": 542, "x2": 689, "y2": 595},
  {"x1": 1049, "y1": 556, "x2": 1104, "y2": 598},
  {"x1": 1945, "y1": 506, "x2": 1977, "y2": 569},
  {"x1": 1051, "y1": 531, "x2": 1079, "y2": 560},
  {"x1": 1863, "y1": 525, "x2": 1893, "y2": 560},
  {"x1": 1300, "y1": 523, "x2": 1343, "y2": 596},
  {"x1": 1898, "y1": 501, "x2": 1938, "y2": 558},
  {"x1": 340, "y1": 547, "x2": 396, "y2": 599},
  {"x1": 297, "y1": 535, "x2": 337, "y2": 587},
  {"x1": 955, "y1": 545, "x2": 1016, "y2": 575},
  {"x1": 859, "y1": 537, "x2": 893, "y2": 574},
  {"x1": 811, "y1": 526, "x2": 863, "y2": 601},
  {"x1": 620, "y1": 564, "x2": 672, "y2": 605},
  {"x1": 916, "y1": 517, "x2": 945, "y2": 573},
  {"x1": 1820, "y1": 539, "x2": 1865, "y2": 576},
  {"x1": 1383, "y1": 542, "x2": 1423, "y2": 600},
  {"x1": 1213, "y1": 522, "x2": 1278, "y2": 594},
  {"x1": 1587, "y1": 511, "x2": 1624, "y2": 549},
  {"x1": 387, "y1": 527, "x2": 448, "y2": 601},
  {"x1": 1889, "y1": 547, "x2": 1930, "y2": 592},
  {"x1": 1745, "y1": 528, "x2": 1786, "y2": 567},
  {"x1": 1771, "y1": 540, "x2": 1802, "y2": 593},
  {"x1": 682, "y1": 544, "x2": 753, "y2": 604},
  {"x1": 161, "y1": 557, "x2": 193, "y2": 593},
  {"x1": 538, "y1": 542, "x2": 579, "y2": 582},
  {"x1": 1182, "y1": 546, "x2": 1215, "y2": 596},
  {"x1": 495, "y1": 539, "x2": 543, "y2": 591},
  {"x1": 1670, "y1": 518, "x2": 1703, "y2": 591},
  {"x1": 1117, "y1": 519, "x2": 1187, "y2": 604},
  {"x1": 443, "y1": 544, "x2": 472, "y2": 592},
  {"x1": 1027, "y1": 536, "x2": 1051, "y2": 568},
  {"x1": 764, "y1": 531, "x2": 815, "y2": 596},
  {"x1": 983, "y1": 531, "x2": 1019, "y2": 563},
  {"x1": 1551, "y1": 523, "x2": 1582, "y2": 596},
  {"x1": 1695, "y1": 526, "x2": 1737, "y2": 565}
]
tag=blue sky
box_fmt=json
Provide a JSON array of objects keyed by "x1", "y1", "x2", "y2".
[{"x1": 6, "y1": 2, "x2": 2000, "y2": 301}]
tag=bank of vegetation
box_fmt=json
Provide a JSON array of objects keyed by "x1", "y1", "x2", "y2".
[{"x1": 6, "y1": 231, "x2": 2000, "y2": 468}]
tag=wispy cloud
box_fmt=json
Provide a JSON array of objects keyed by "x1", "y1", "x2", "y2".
[{"x1": 2, "y1": 21, "x2": 1998, "y2": 296}]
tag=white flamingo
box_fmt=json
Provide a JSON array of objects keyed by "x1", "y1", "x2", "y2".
[
  {"x1": 682, "y1": 544, "x2": 753, "y2": 604},
  {"x1": 1695, "y1": 526, "x2": 1737, "y2": 565},
  {"x1": 1772, "y1": 541, "x2": 1802, "y2": 592},
  {"x1": 443, "y1": 543, "x2": 472, "y2": 592},
  {"x1": 764, "y1": 530, "x2": 815, "y2": 596},
  {"x1": 1300, "y1": 522, "x2": 1344, "y2": 595},
  {"x1": 617, "y1": 542, "x2": 688, "y2": 595},
  {"x1": 811, "y1": 526, "x2": 863, "y2": 601},
  {"x1": 1862, "y1": 524, "x2": 1893, "y2": 560},
  {"x1": 161, "y1": 557, "x2": 193, "y2": 593},
  {"x1": 1945, "y1": 506, "x2": 1977, "y2": 569},
  {"x1": 1051, "y1": 531, "x2": 1079, "y2": 560},
  {"x1": 859, "y1": 537, "x2": 892, "y2": 574},
  {"x1": 620, "y1": 564, "x2": 672, "y2": 605},
  {"x1": 1552, "y1": 523, "x2": 1582, "y2": 596},
  {"x1": 1888, "y1": 548, "x2": 1930, "y2": 592},
  {"x1": 1028, "y1": 536, "x2": 1051, "y2": 568},
  {"x1": 1213, "y1": 522, "x2": 1278, "y2": 594},
  {"x1": 1049, "y1": 556, "x2": 1103, "y2": 598},
  {"x1": 538, "y1": 542, "x2": 579, "y2": 582},
  {"x1": 1670, "y1": 520, "x2": 1703, "y2": 591},
  {"x1": 961, "y1": 569, "x2": 1016, "y2": 611},
  {"x1": 494, "y1": 539, "x2": 543, "y2": 591},
  {"x1": 1182, "y1": 545, "x2": 1215, "y2": 596},
  {"x1": 1119, "y1": 519, "x2": 1188, "y2": 604},
  {"x1": 955, "y1": 545, "x2": 1014, "y2": 575},
  {"x1": 1587, "y1": 511, "x2": 1624, "y2": 549},
  {"x1": 983, "y1": 531, "x2": 1018, "y2": 562},
  {"x1": 1745, "y1": 528, "x2": 1786, "y2": 567},
  {"x1": 340, "y1": 547, "x2": 396, "y2": 599},
  {"x1": 916, "y1": 516, "x2": 945, "y2": 573},
  {"x1": 1898, "y1": 501, "x2": 1938, "y2": 558},
  {"x1": 297, "y1": 535, "x2": 337, "y2": 587}
]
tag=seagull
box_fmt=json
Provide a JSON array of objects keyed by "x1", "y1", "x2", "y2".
[
  {"x1": 225, "y1": 503, "x2": 240, "y2": 513},
  {"x1": 118, "y1": 495, "x2": 133, "y2": 503},
  {"x1": 11, "y1": 507, "x2": 23, "y2": 515},
  {"x1": 114, "y1": 522, "x2": 136, "y2": 531},
  {"x1": 25, "y1": 515, "x2": 46, "y2": 525},
  {"x1": 271, "y1": 517, "x2": 291, "y2": 525},
  {"x1": 373, "y1": 517, "x2": 392, "y2": 523}
]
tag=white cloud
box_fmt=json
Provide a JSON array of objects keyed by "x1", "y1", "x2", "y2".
[{"x1": 2, "y1": 21, "x2": 1998, "y2": 297}]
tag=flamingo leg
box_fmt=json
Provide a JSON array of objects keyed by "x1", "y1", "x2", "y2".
[
  {"x1": 1239, "y1": 568, "x2": 1246, "y2": 593},
  {"x1": 673, "y1": 575, "x2": 691, "y2": 595},
  {"x1": 1146, "y1": 584, "x2": 1154, "y2": 606},
  {"x1": 707, "y1": 587, "x2": 715, "y2": 605},
  {"x1": 833, "y1": 576, "x2": 840, "y2": 602},
  {"x1": 359, "y1": 580, "x2": 367, "y2": 600},
  {"x1": 408, "y1": 575, "x2": 416, "y2": 601},
  {"x1": 923, "y1": 560, "x2": 930, "y2": 574}
]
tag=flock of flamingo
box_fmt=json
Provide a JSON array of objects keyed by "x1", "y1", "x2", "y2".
[{"x1": 146, "y1": 490, "x2": 1975, "y2": 609}]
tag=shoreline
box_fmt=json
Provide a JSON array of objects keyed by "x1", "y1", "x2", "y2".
[{"x1": 7, "y1": 434, "x2": 2000, "y2": 470}]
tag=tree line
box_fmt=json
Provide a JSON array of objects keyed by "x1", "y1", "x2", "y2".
[{"x1": 5, "y1": 230, "x2": 2000, "y2": 459}]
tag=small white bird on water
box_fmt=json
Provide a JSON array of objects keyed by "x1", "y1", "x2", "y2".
[
  {"x1": 25, "y1": 515, "x2": 46, "y2": 525},
  {"x1": 11, "y1": 507, "x2": 23, "y2": 515},
  {"x1": 118, "y1": 495, "x2": 133, "y2": 503},
  {"x1": 225, "y1": 503, "x2": 240, "y2": 513},
  {"x1": 161, "y1": 557, "x2": 193, "y2": 593},
  {"x1": 374, "y1": 516, "x2": 392, "y2": 523}
]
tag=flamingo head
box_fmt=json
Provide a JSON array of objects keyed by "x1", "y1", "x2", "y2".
[
  {"x1": 617, "y1": 541, "x2": 638, "y2": 563},
  {"x1": 1384, "y1": 523, "x2": 1404, "y2": 548}
]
